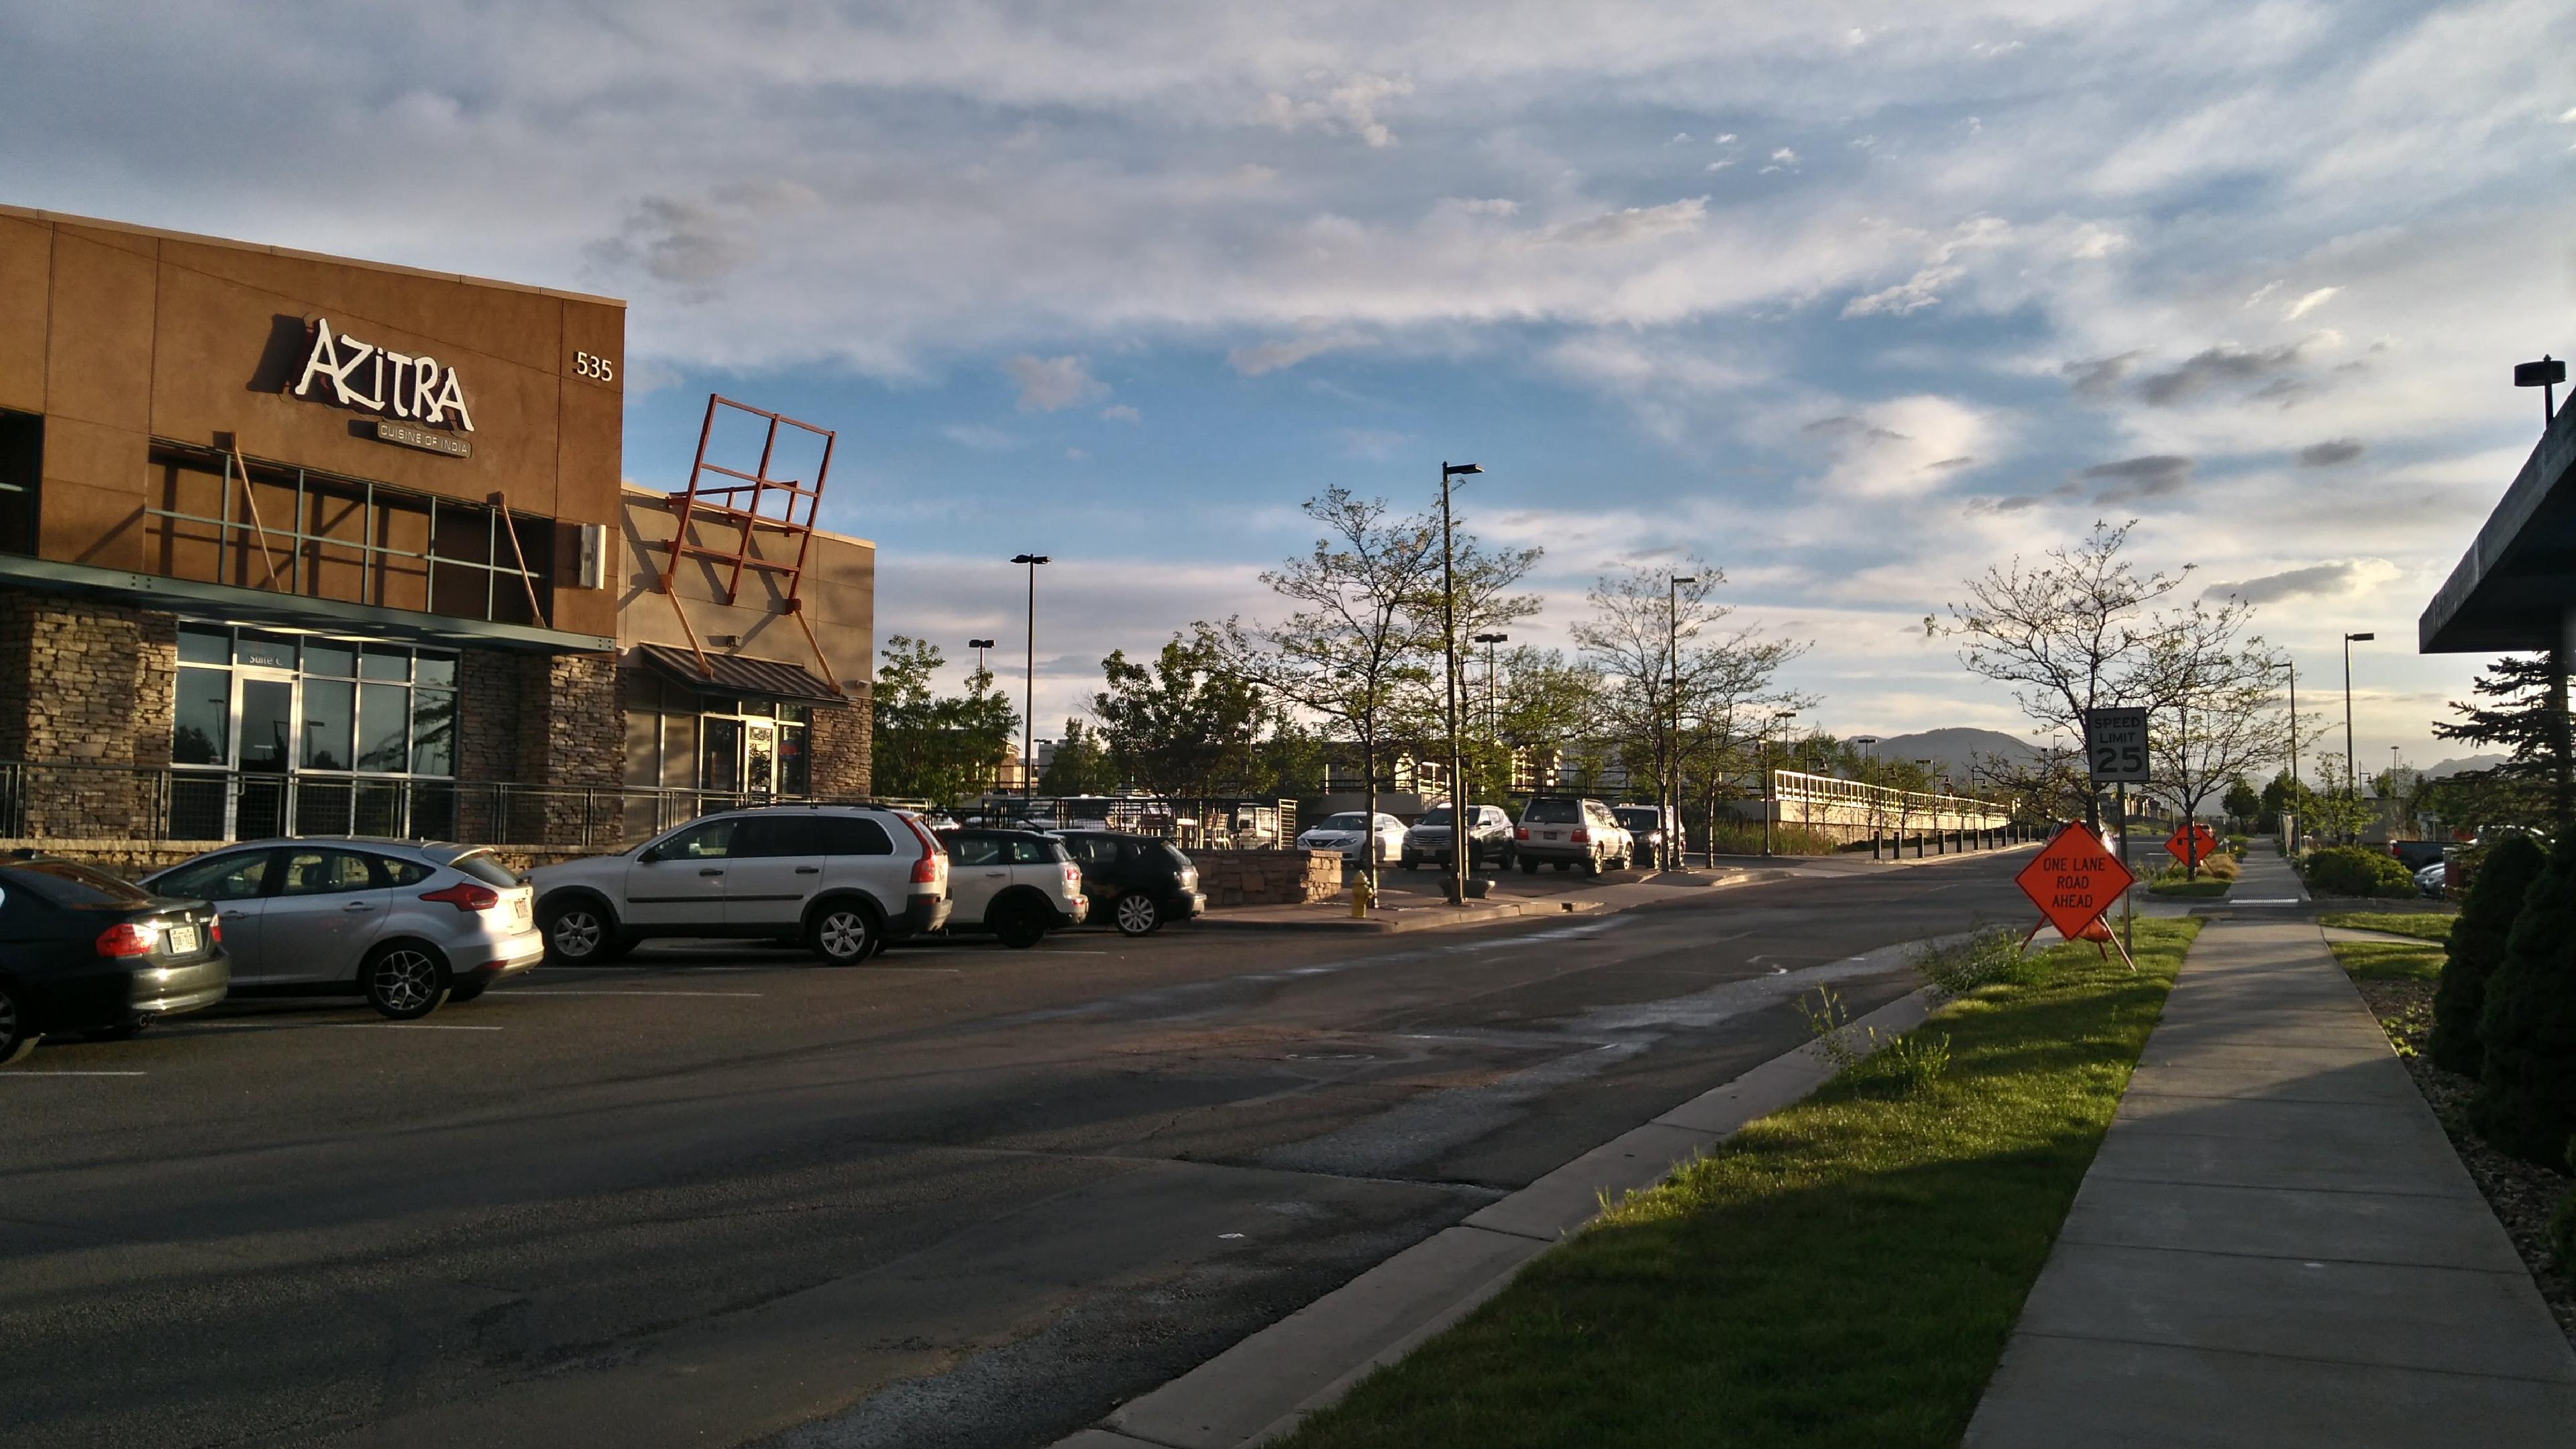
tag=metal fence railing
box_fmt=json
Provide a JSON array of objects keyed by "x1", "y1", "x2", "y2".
[
  {"x1": 1766, "y1": 769, "x2": 2012, "y2": 831},
  {"x1": 0, "y1": 760, "x2": 874, "y2": 853},
  {"x1": 971, "y1": 796, "x2": 1299, "y2": 851}
]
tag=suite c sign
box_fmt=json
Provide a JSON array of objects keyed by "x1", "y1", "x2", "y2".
[{"x1": 292, "y1": 319, "x2": 476, "y2": 433}]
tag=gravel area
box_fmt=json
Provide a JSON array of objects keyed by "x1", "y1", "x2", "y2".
[{"x1": 2352, "y1": 976, "x2": 2575, "y2": 1346}]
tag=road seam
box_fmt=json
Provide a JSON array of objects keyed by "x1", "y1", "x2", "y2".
[{"x1": 1073, "y1": 961, "x2": 1940, "y2": 1449}]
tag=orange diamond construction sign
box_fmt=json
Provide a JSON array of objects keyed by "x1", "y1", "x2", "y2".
[
  {"x1": 2016, "y1": 821, "x2": 2137, "y2": 941},
  {"x1": 2165, "y1": 822, "x2": 2217, "y2": 866}
]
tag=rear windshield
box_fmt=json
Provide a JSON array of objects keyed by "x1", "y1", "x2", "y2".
[
  {"x1": 1159, "y1": 843, "x2": 1192, "y2": 869},
  {"x1": 5, "y1": 860, "x2": 154, "y2": 908},
  {"x1": 1520, "y1": 799, "x2": 1582, "y2": 824},
  {"x1": 1417, "y1": 808, "x2": 1453, "y2": 826},
  {"x1": 1615, "y1": 808, "x2": 1660, "y2": 827},
  {"x1": 449, "y1": 850, "x2": 521, "y2": 888},
  {"x1": 1316, "y1": 814, "x2": 1369, "y2": 830}
]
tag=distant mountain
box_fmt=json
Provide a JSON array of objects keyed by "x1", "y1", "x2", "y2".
[
  {"x1": 1863, "y1": 727, "x2": 2043, "y2": 780},
  {"x1": 2418, "y1": 754, "x2": 2510, "y2": 780}
]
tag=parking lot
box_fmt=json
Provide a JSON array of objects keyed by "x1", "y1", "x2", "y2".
[{"x1": 3, "y1": 850, "x2": 2036, "y2": 1449}]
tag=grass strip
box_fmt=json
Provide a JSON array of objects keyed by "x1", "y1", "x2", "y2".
[
  {"x1": 2146, "y1": 879, "x2": 2230, "y2": 898},
  {"x1": 2327, "y1": 938, "x2": 2445, "y2": 983},
  {"x1": 1277, "y1": 918, "x2": 2202, "y2": 1449},
  {"x1": 2317, "y1": 910, "x2": 2455, "y2": 944}
]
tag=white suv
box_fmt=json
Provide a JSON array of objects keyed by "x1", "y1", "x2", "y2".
[
  {"x1": 940, "y1": 828, "x2": 1088, "y2": 947},
  {"x1": 531, "y1": 806, "x2": 951, "y2": 967}
]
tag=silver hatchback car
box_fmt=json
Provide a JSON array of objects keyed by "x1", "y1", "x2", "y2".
[{"x1": 142, "y1": 839, "x2": 542, "y2": 1019}]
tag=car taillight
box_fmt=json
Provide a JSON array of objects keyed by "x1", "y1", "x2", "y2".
[
  {"x1": 1514, "y1": 826, "x2": 1528, "y2": 841},
  {"x1": 898, "y1": 814, "x2": 946, "y2": 884},
  {"x1": 911, "y1": 855, "x2": 940, "y2": 885},
  {"x1": 209, "y1": 915, "x2": 223, "y2": 944},
  {"x1": 1064, "y1": 865, "x2": 1081, "y2": 886},
  {"x1": 96, "y1": 922, "x2": 156, "y2": 957},
  {"x1": 1571, "y1": 828, "x2": 1590, "y2": 844},
  {"x1": 421, "y1": 882, "x2": 502, "y2": 913}
]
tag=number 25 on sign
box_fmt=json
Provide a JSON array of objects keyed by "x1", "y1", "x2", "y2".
[{"x1": 2013, "y1": 821, "x2": 2139, "y2": 968}]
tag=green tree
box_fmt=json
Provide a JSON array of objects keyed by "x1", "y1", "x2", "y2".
[
  {"x1": 2473, "y1": 835, "x2": 2576, "y2": 1165},
  {"x1": 1093, "y1": 631, "x2": 1262, "y2": 799},
  {"x1": 2430, "y1": 653, "x2": 2571, "y2": 828},
  {"x1": 869, "y1": 636, "x2": 1020, "y2": 806},
  {"x1": 2432, "y1": 831, "x2": 2547, "y2": 1077},
  {"x1": 2222, "y1": 777, "x2": 2262, "y2": 824},
  {"x1": 1038, "y1": 717, "x2": 1120, "y2": 796}
]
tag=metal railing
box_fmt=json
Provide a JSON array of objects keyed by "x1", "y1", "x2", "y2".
[
  {"x1": 0, "y1": 760, "x2": 869, "y2": 853},
  {"x1": 1767, "y1": 769, "x2": 2012, "y2": 830}
]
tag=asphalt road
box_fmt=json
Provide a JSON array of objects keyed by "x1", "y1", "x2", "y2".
[{"x1": 1, "y1": 849, "x2": 2036, "y2": 1449}]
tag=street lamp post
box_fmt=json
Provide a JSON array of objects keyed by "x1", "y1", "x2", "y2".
[
  {"x1": 1762, "y1": 709, "x2": 1797, "y2": 857},
  {"x1": 1012, "y1": 555, "x2": 1051, "y2": 807},
  {"x1": 2343, "y1": 631, "x2": 2374, "y2": 837},
  {"x1": 1472, "y1": 633, "x2": 1508, "y2": 733},
  {"x1": 1440, "y1": 462, "x2": 1483, "y2": 908},
  {"x1": 1666, "y1": 576, "x2": 1697, "y2": 870},
  {"x1": 968, "y1": 637, "x2": 995, "y2": 674}
]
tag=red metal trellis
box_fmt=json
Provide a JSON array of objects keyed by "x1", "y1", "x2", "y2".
[{"x1": 651, "y1": 394, "x2": 843, "y2": 692}]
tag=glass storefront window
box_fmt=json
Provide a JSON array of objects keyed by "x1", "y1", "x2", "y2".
[
  {"x1": 304, "y1": 641, "x2": 358, "y2": 678},
  {"x1": 302, "y1": 678, "x2": 355, "y2": 769},
  {"x1": 238, "y1": 632, "x2": 296, "y2": 669},
  {"x1": 778, "y1": 724, "x2": 810, "y2": 795},
  {"x1": 703, "y1": 718, "x2": 743, "y2": 793},
  {"x1": 411, "y1": 688, "x2": 456, "y2": 775},
  {"x1": 360, "y1": 645, "x2": 410, "y2": 681},
  {"x1": 172, "y1": 666, "x2": 229, "y2": 766},
  {"x1": 356, "y1": 682, "x2": 409, "y2": 772},
  {"x1": 178, "y1": 627, "x2": 229, "y2": 665},
  {"x1": 416, "y1": 653, "x2": 457, "y2": 689}
]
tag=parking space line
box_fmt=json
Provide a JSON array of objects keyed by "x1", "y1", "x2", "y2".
[
  {"x1": 3, "y1": 1071, "x2": 148, "y2": 1077},
  {"x1": 324, "y1": 1023, "x2": 504, "y2": 1032},
  {"x1": 513, "y1": 979, "x2": 762, "y2": 989}
]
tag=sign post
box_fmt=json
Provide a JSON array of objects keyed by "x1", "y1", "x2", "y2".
[
  {"x1": 2084, "y1": 708, "x2": 2151, "y2": 959},
  {"x1": 2015, "y1": 820, "x2": 2141, "y2": 969}
]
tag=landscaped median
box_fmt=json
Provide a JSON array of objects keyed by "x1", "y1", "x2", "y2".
[{"x1": 1273, "y1": 918, "x2": 2202, "y2": 1449}]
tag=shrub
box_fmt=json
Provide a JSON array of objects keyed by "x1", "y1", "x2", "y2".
[
  {"x1": 2301, "y1": 845, "x2": 2416, "y2": 898},
  {"x1": 2430, "y1": 832, "x2": 2546, "y2": 1077},
  {"x1": 2471, "y1": 837, "x2": 2576, "y2": 1166},
  {"x1": 1913, "y1": 926, "x2": 2037, "y2": 998}
]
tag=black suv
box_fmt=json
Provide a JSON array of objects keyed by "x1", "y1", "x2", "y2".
[
  {"x1": 0, "y1": 856, "x2": 229, "y2": 1065},
  {"x1": 1054, "y1": 832, "x2": 1208, "y2": 936}
]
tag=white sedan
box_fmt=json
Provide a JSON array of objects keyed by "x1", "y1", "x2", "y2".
[{"x1": 1296, "y1": 812, "x2": 1407, "y2": 866}]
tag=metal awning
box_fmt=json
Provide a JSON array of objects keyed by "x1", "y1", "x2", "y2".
[
  {"x1": 633, "y1": 643, "x2": 849, "y2": 706},
  {"x1": 0, "y1": 553, "x2": 616, "y2": 653},
  {"x1": 2421, "y1": 405, "x2": 2576, "y2": 654}
]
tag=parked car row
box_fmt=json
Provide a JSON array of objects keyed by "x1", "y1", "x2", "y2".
[
  {"x1": 0, "y1": 806, "x2": 1215, "y2": 1065},
  {"x1": 1291, "y1": 795, "x2": 1666, "y2": 878}
]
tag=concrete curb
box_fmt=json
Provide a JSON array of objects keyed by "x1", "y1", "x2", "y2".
[
  {"x1": 1057, "y1": 963, "x2": 1943, "y2": 1449},
  {"x1": 1194, "y1": 896, "x2": 1615, "y2": 934}
]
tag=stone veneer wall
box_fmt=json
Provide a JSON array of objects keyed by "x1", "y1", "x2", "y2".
[
  {"x1": 1185, "y1": 848, "x2": 1342, "y2": 907},
  {"x1": 808, "y1": 681, "x2": 872, "y2": 797},
  {"x1": 0, "y1": 591, "x2": 180, "y2": 837}
]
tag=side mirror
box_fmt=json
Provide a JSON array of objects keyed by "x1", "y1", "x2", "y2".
[{"x1": 637, "y1": 845, "x2": 662, "y2": 865}]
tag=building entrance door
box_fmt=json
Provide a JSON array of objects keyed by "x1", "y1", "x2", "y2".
[
  {"x1": 235, "y1": 676, "x2": 294, "y2": 839},
  {"x1": 745, "y1": 720, "x2": 777, "y2": 796}
]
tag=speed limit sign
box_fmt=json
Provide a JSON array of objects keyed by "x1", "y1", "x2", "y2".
[{"x1": 2085, "y1": 707, "x2": 2150, "y2": 784}]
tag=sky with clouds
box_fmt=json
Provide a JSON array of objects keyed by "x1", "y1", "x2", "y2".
[{"x1": 9, "y1": 0, "x2": 2575, "y2": 773}]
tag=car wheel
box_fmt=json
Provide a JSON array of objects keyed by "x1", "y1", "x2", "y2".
[
  {"x1": 1400, "y1": 853, "x2": 1419, "y2": 871},
  {"x1": 1113, "y1": 892, "x2": 1162, "y2": 936},
  {"x1": 0, "y1": 981, "x2": 40, "y2": 1065},
  {"x1": 544, "y1": 900, "x2": 626, "y2": 965},
  {"x1": 85, "y1": 1020, "x2": 148, "y2": 1042},
  {"x1": 994, "y1": 901, "x2": 1049, "y2": 950},
  {"x1": 447, "y1": 979, "x2": 488, "y2": 1003},
  {"x1": 1580, "y1": 853, "x2": 1601, "y2": 878},
  {"x1": 1520, "y1": 858, "x2": 1539, "y2": 875},
  {"x1": 810, "y1": 903, "x2": 880, "y2": 966},
  {"x1": 364, "y1": 943, "x2": 451, "y2": 1020}
]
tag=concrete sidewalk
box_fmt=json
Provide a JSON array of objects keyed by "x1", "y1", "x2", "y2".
[{"x1": 1964, "y1": 917, "x2": 2576, "y2": 1447}]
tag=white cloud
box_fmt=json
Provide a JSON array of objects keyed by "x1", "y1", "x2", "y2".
[
  {"x1": 1252, "y1": 72, "x2": 1413, "y2": 148},
  {"x1": 2282, "y1": 285, "x2": 2339, "y2": 319},
  {"x1": 940, "y1": 423, "x2": 1023, "y2": 451},
  {"x1": 1002, "y1": 354, "x2": 1109, "y2": 412},
  {"x1": 1098, "y1": 403, "x2": 1141, "y2": 423},
  {"x1": 1228, "y1": 327, "x2": 1376, "y2": 376},
  {"x1": 1544, "y1": 197, "x2": 1707, "y2": 246}
]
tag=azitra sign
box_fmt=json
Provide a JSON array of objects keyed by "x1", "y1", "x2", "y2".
[
  {"x1": 292, "y1": 318, "x2": 476, "y2": 433},
  {"x1": 2015, "y1": 821, "x2": 2137, "y2": 943}
]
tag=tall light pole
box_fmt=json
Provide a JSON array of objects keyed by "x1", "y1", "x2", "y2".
[
  {"x1": 1666, "y1": 576, "x2": 1697, "y2": 869},
  {"x1": 1762, "y1": 708, "x2": 1797, "y2": 857},
  {"x1": 968, "y1": 637, "x2": 995, "y2": 674},
  {"x1": 1472, "y1": 633, "x2": 1508, "y2": 735},
  {"x1": 1440, "y1": 462, "x2": 1483, "y2": 907},
  {"x1": 2278, "y1": 655, "x2": 2300, "y2": 847},
  {"x1": 2343, "y1": 631, "x2": 2373, "y2": 830},
  {"x1": 1012, "y1": 555, "x2": 1051, "y2": 808}
]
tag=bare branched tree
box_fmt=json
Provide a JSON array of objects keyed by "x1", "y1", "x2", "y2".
[{"x1": 2135, "y1": 596, "x2": 2290, "y2": 874}]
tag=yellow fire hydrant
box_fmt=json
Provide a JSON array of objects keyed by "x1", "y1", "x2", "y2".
[{"x1": 1350, "y1": 870, "x2": 1377, "y2": 918}]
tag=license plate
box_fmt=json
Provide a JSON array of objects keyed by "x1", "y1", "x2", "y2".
[
  {"x1": 512, "y1": 898, "x2": 531, "y2": 922},
  {"x1": 166, "y1": 925, "x2": 200, "y2": 955},
  {"x1": 1544, "y1": 831, "x2": 1560, "y2": 841}
]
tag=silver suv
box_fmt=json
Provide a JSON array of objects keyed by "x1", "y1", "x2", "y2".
[
  {"x1": 941, "y1": 828, "x2": 1088, "y2": 947},
  {"x1": 1512, "y1": 796, "x2": 1633, "y2": 876},
  {"x1": 531, "y1": 806, "x2": 952, "y2": 967},
  {"x1": 141, "y1": 839, "x2": 541, "y2": 1019}
]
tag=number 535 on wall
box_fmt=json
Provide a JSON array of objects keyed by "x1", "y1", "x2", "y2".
[
  {"x1": 2084, "y1": 706, "x2": 2150, "y2": 784},
  {"x1": 574, "y1": 350, "x2": 616, "y2": 382}
]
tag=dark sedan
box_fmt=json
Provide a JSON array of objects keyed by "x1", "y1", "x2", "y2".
[{"x1": 0, "y1": 856, "x2": 228, "y2": 1065}]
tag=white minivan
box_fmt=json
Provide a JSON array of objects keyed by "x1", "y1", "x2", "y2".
[{"x1": 530, "y1": 805, "x2": 951, "y2": 966}]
